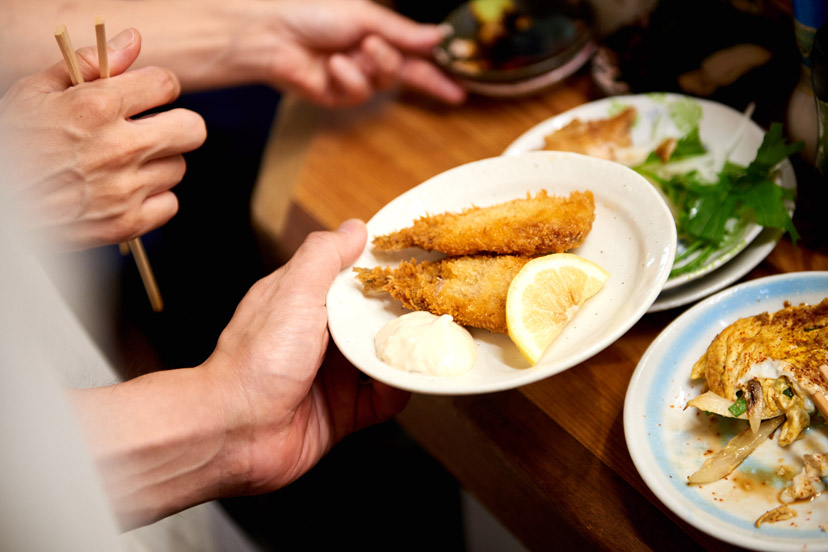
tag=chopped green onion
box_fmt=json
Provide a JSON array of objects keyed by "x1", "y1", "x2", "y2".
[
  {"x1": 783, "y1": 387, "x2": 794, "y2": 398},
  {"x1": 729, "y1": 397, "x2": 747, "y2": 417}
]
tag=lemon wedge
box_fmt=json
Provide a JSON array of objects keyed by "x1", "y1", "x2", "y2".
[{"x1": 506, "y1": 253, "x2": 609, "y2": 365}]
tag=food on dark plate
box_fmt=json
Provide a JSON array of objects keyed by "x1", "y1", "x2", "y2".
[{"x1": 371, "y1": 190, "x2": 595, "y2": 257}]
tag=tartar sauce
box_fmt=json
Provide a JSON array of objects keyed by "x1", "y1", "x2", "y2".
[{"x1": 375, "y1": 312, "x2": 477, "y2": 376}]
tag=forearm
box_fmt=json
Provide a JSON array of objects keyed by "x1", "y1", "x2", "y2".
[
  {"x1": 1, "y1": 0, "x2": 280, "y2": 93},
  {"x1": 67, "y1": 367, "x2": 249, "y2": 530}
]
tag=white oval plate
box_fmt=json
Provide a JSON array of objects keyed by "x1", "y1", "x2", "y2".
[
  {"x1": 625, "y1": 272, "x2": 828, "y2": 551},
  {"x1": 503, "y1": 93, "x2": 795, "y2": 293},
  {"x1": 327, "y1": 151, "x2": 675, "y2": 395}
]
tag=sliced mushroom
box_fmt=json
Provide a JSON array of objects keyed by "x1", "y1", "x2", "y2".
[{"x1": 746, "y1": 379, "x2": 764, "y2": 435}]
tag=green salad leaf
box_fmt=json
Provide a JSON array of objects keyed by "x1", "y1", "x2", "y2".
[{"x1": 633, "y1": 121, "x2": 802, "y2": 278}]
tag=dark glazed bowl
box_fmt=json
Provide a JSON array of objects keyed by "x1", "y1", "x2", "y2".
[{"x1": 433, "y1": 0, "x2": 597, "y2": 96}]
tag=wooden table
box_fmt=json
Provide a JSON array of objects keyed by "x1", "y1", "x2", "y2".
[{"x1": 251, "y1": 72, "x2": 828, "y2": 552}]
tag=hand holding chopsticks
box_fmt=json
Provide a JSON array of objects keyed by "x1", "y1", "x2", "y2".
[
  {"x1": 50, "y1": 21, "x2": 206, "y2": 312},
  {"x1": 54, "y1": 20, "x2": 164, "y2": 312}
]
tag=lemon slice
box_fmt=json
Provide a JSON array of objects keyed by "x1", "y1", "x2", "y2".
[{"x1": 506, "y1": 253, "x2": 609, "y2": 365}]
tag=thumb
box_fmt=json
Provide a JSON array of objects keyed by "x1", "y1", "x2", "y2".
[
  {"x1": 76, "y1": 27, "x2": 142, "y2": 80},
  {"x1": 283, "y1": 219, "x2": 367, "y2": 300},
  {"x1": 44, "y1": 27, "x2": 141, "y2": 89}
]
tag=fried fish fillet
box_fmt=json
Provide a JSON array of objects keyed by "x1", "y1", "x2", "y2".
[
  {"x1": 372, "y1": 190, "x2": 595, "y2": 257},
  {"x1": 355, "y1": 255, "x2": 530, "y2": 334},
  {"x1": 687, "y1": 298, "x2": 828, "y2": 445},
  {"x1": 543, "y1": 107, "x2": 636, "y2": 161}
]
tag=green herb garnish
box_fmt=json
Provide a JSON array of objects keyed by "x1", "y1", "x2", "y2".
[
  {"x1": 634, "y1": 121, "x2": 803, "y2": 278},
  {"x1": 728, "y1": 397, "x2": 748, "y2": 417},
  {"x1": 783, "y1": 387, "x2": 794, "y2": 398}
]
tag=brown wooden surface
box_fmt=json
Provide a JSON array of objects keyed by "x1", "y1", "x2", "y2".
[{"x1": 251, "y1": 71, "x2": 828, "y2": 551}]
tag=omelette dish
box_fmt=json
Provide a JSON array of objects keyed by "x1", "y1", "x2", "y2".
[
  {"x1": 686, "y1": 298, "x2": 828, "y2": 446},
  {"x1": 371, "y1": 190, "x2": 595, "y2": 257},
  {"x1": 542, "y1": 107, "x2": 636, "y2": 161},
  {"x1": 355, "y1": 255, "x2": 529, "y2": 334}
]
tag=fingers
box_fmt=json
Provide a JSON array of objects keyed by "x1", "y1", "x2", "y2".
[
  {"x1": 357, "y1": 1, "x2": 449, "y2": 56},
  {"x1": 358, "y1": 35, "x2": 403, "y2": 91},
  {"x1": 137, "y1": 191, "x2": 179, "y2": 236},
  {"x1": 107, "y1": 66, "x2": 183, "y2": 118},
  {"x1": 399, "y1": 57, "x2": 467, "y2": 105},
  {"x1": 131, "y1": 108, "x2": 207, "y2": 160},
  {"x1": 137, "y1": 155, "x2": 188, "y2": 197},
  {"x1": 327, "y1": 54, "x2": 372, "y2": 106},
  {"x1": 328, "y1": 34, "x2": 464, "y2": 106}
]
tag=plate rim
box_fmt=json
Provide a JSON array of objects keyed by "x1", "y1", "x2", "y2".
[{"x1": 624, "y1": 271, "x2": 828, "y2": 551}]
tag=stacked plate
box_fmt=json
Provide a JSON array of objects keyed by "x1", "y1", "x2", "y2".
[{"x1": 503, "y1": 93, "x2": 797, "y2": 311}]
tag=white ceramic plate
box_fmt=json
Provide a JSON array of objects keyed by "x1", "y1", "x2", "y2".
[
  {"x1": 625, "y1": 272, "x2": 828, "y2": 551},
  {"x1": 327, "y1": 151, "x2": 676, "y2": 395},
  {"x1": 503, "y1": 93, "x2": 795, "y2": 292}
]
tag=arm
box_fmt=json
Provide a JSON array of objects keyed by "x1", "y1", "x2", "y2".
[
  {"x1": 2, "y1": 0, "x2": 465, "y2": 105},
  {"x1": 68, "y1": 220, "x2": 410, "y2": 529}
]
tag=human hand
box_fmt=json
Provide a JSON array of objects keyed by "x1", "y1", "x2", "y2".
[
  {"x1": 0, "y1": 28, "x2": 206, "y2": 250},
  {"x1": 205, "y1": 219, "x2": 410, "y2": 494},
  {"x1": 249, "y1": 0, "x2": 466, "y2": 106}
]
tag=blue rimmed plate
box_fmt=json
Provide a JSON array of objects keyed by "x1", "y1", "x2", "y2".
[{"x1": 624, "y1": 271, "x2": 828, "y2": 551}]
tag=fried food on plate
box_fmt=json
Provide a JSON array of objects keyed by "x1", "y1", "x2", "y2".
[
  {"x1": 543, "y1": 107, "x2": 636, "y2": 161},
  {"x1": 372, "y1": 190, "x2": 595, "y2": 256},
  {"x1": 686, "y1": 298, "x2": 828, "y2": 446},
  {"x1": 355, "y1": 255, "x2": 530, "y2": 334}
]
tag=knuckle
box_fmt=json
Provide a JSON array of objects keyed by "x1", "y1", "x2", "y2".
[
  {"x1": 145, "y1": 66, "x2": 181, "y2": 103},
  {"x1": 72, "y1": 88, "x2": 121, "y2": 124}
]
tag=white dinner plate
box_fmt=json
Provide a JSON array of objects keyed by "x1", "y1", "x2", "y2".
[
  {"x1": 503, "y1": 93, "x2": 796, "y2": 294},
  {"x1": 327, "y1": 151, "x2": 676, "y2": 395},
  {"x1": 624, "y1": 272, "x2": 828, "y2": 551}
]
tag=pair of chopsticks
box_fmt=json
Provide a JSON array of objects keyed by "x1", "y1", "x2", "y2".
[{"x1": 54, "y1": 19, "x2": 164, "y2": 312}]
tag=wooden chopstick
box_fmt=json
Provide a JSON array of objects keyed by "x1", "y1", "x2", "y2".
[
  {"x1": 54, "y1": 25, "x2": 84, "y2": 85},
  {"x1": 94, "y1": 16, "x2": 109, "y2": 79},
  {"x1": 56, "y1": 21, "x2": 164, "y2": 312},
  {"x1": 93, "y1": 19, "x2": 164, "y2": 313},
  {"x1": 815, "y1": 365, "x2": 828, "y2": 419}
]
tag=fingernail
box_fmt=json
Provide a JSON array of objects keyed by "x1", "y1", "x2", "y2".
[
  {"x1": 337, "y1": 219, "x2": 362, "y2": 234},
  {"x1": 108, "y1": 29, "x2": 135, "y2": 51}
]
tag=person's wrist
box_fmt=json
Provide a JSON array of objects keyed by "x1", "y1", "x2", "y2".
[
  {"x1": 199, "y1": 352, "x2": 256, "y2": 496},
  {"x1": 214, "y1": 1, "x2": 294, "y2": 89}
]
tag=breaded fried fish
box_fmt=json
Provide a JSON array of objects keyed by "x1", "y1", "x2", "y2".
[
  {"x1": 687, "y1": 298, "x2": 828, "y2": 445},
  {"x1": 371, "y1": 190, "x2": 595, "y2": 256},
  {"x1": 543, "y1": 107, "x2": 636, "y2": 161},
  {"x1": 355, "y1": 255, "x2": 530, "y2": 334}
]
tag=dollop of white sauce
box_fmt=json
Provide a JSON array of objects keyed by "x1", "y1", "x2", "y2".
[{"x1": 375, "y1": 312, "x2": 477, "y2": 376}]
